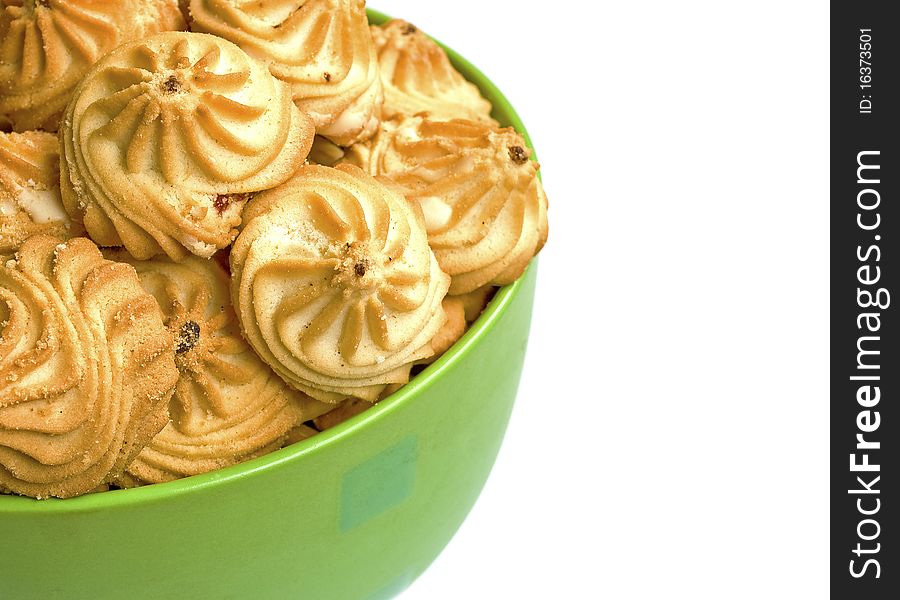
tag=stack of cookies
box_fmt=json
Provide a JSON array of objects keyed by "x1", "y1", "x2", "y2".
[{"x1": 0, "y1": 0, "x2": 548, "y2": 499}]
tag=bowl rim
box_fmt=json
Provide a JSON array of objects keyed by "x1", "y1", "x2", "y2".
[{"x1": 0, "y1": 7, "x2": 537, "y2": 513}]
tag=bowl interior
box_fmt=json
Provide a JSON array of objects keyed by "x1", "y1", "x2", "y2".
[{"x1": 0, "y1": 8, "x2": 537, "y2": 512}]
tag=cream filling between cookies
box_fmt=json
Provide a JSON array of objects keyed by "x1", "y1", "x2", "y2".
[
  {"x1": 316, "y1": 105, "x2": 369, "y2": 137},
  {"x1": 180, "y1": 234, "x2": 218, "y2": 259},
  {"x1": 313, "y1": 77, "x2": 381, "y2": 142},
  {"x1": 17, "y1": 188, "x2": 68, "y2": 224},
  {"x1": 0, "y1": 199, "x2": 15, "y2": 217},
  {"x1": 2, "y1": 188, "x2": 69, "y2": 224},
  {"x1": 418, "y1": 196, "x2": 452, "y2": 231}
]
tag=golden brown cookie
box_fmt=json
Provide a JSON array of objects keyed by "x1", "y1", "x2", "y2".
[
  {"x1": 456, "y1": 285, "x2": 496, "y2": 323},
  {"x1": 420, "y1": 296, "x2": 467, "y2": 362},
  {"x1": 0, "y1": 130, "x2": 84, "y2": 253},
  {"x1": 188, "y1": 0, "x2": 383, "y2": 146},
  {"x1": 0, "y1": 236, "x2": 177, "y2": 499},
  {"x1": 371, "y1": 20, "x2": 495, "y2": 124},
  {"x1": 0, "y1": 0, "x2": 185, "y2": 131},
  {"x1": 106, "y1": 252, "x2": 331, "y2": 484},
  {"x1": 59, "y1": 31, "x2": 315, "y2": 260},
  {"x1": 284, "y1": 423, "x2": 320, "y2": 445},
  {"x1": 344, "y1": 115, "x2": 548, "y2": 294},
  {"x1": 308, "y1": 135, "x2": 346, "y2": 167},
  {"x1": 312, "y1": 397, "x2": 370, "y2": 431},
  {"x1": 230, "y1": 163, "x2": 449, "y2": 402}
]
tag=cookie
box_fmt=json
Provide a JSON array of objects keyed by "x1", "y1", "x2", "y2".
[
  {"x1": 420, "y1": 296, "x2": 467, "y2": 362},
  {"x1": 106, "y1": 252, "x2": 331, "y2": 484},
  {"x1": 371, "y1": 20, "x2": 495, "y2": 124},
  {"x1": 230, "y1": 163, "x2": 449, "y2": 402},
  {"x1": 344, "y1": 115, "x2": 548, "y2": 294},
  {"x1": 188, "y1": 0, "x2": 382, "y2": 146},
  {"x1": 312, "y1": 397, "x2": 370, "y2": 431},
  {"x1": 308, "y1": 135, "x2": 346, "y2": 167},
  {"x1": 0, "y1": 0, "x2": 185, "y2": 131},
  {"x1": 59, "y1": 31, "x2": 315, "y2": 260},
  {"x1": 284, "y1": 423, "x2": 320, "y2": 445},
  {"x1": 0, "y1": 236, "x2": 177, "y2": 498},
  {"x1": 455, "y1": 285, "x2": 496, "y2": 323},
  {"x1": 1, "y1": 130, "x2": 84, "y2": 254}
]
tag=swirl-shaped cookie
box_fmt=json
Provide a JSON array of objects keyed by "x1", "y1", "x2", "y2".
[
  {"x1": 371, "y1": 20, "x2": 495, "y2": 124},
  {"x1": 231, "y1": 164, "x2": 449, "y2": 402},
  {"x1": 188, "y1": 0, "x2": 383, "y2": 146},
  {"x1": 456, "y1": 284, "x2": 496, "y2": 323},
  {"x1": 105, "y1": 252, "x2": 331, "y2": 484},
  {"x1": 60, "y1": 31, "x2": 315, "y2": 260},
  {"x1": 1, "y1": 130, "x2": 84, "y2": 253},
  {"x1": 344, "y1": 115, "x2": 549, "y2": 294},
  {"x1": 424, "y1": 296, "x2": 467, "y2": 362},
  {"x1": 0, "y1": 236, "x2": 177, "y2": 499},
  {"x1": 0, "y1": 0, "x2": 185, "y2": 132},
  {"x1": 312, "y1": 397, "x2": 369, "y2": 431}
]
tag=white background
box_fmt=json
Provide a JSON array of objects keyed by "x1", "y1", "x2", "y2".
[{"x1": 373, "y1": 1, "x2": 829, "y2": 598}]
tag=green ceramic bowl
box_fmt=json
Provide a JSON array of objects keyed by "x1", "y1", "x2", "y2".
[{"x1": 0, "y1": 9, "x2": 538, "y2": 600}]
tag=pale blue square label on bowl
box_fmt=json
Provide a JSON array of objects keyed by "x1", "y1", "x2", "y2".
[{"x1": 340, "y1": 435, "x2": 417, "y2": 531}]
